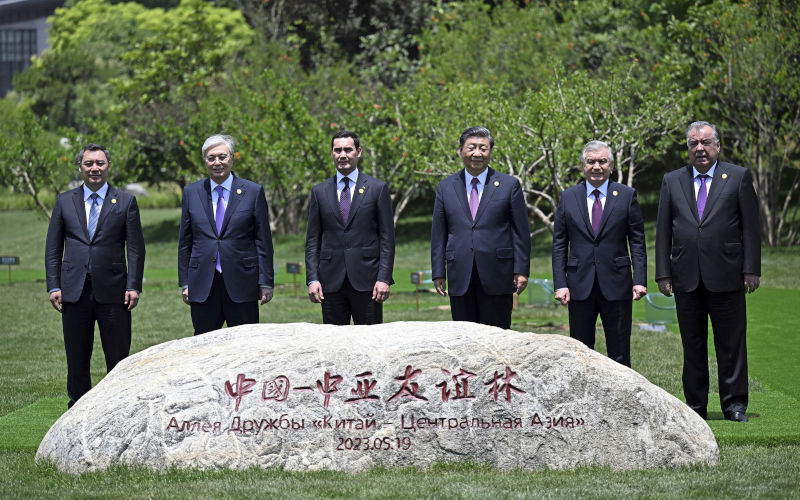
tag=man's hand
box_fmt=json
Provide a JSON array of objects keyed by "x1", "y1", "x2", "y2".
[
  {"x1": 372, "y1": 281, "x2": 390, "y2": 303},
  {"x1": 514, "y1": 274, "x2": 528, "y2": 294},
  {"x1": 182, "y1": 287, "x2": 190, "y2": 305},
  {"x1": 49, "y1": 290, "x2": 63, "y2": 313},
  {"x1": 632, "y1": 285, "x2": 647, "y2": 301},
  {"x1": 434, "y1": 278, "x2": 447, "y2": 297},
  {"x1": 554, "y1": 287, "x2": 570, "y2": 305},
  {"x1": 744, "y1": 273, "x2": 760, "y2": 294},
  {"x1": 124, "y1": 290, "x2": 140, "y2": 311},
  {"x1": 260, "y1": 286, "x2": 274, "y2": 305},
  {"x1": 657, "y1": 278, "x2": 673, "y2": 297},
  {"x1": 308, "y1": 282, "x2": 324, "y2": 303}
]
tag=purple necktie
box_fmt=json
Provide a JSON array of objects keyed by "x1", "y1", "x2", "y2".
[
  {"x1": 697, "y1": 174, "x2": 709, "y2": 219},
  {"x1": 215, "y1": 185, "x2": 225, "y2": 273},
  {"x1": 340, "y1": 177, "x2": 351, "y2": 222},
  {"x1": 469, "y1": 177, "x2": 480, "y2": 220},
  {"x1": 591, "y1": 189, "x2": 603, "y2": 235}
]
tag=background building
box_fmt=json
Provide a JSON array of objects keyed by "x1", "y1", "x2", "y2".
[{"x1": 0, "y1": 0, "x2": 63, "y2": 96}]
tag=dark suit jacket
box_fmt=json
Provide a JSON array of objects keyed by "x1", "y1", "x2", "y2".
[
  {"x1": 655, "y1": 162, "x2": 761, "y2": 293},
  {"x1": 178, "y1": 175, "x2": 274, "y2": 303},
  {"x1": 431, "y1": 167, "x2": 530, "y2": 296},
  {"x1": 552, "y1": 181, "x2": 646, "y2": 301},
  {"x1": 305, "y1": 173, "x2": 395, "y2": 292},
  {"x1": 45, "y1": 184, "x2": 145, "y2": 303}
]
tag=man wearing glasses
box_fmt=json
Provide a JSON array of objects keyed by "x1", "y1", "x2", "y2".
[
  {"x1": 178, "y1": 134, "x2": 274, "y2": 335},
  {"x1": 45, "y1": 143, "x2": 146, "y2": 408}
]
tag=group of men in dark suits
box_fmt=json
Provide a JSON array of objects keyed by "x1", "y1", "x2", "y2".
[
  {"x1": 552, "y1": 122, "x2": 760, "y2": 422},
  {"x1": 46, "y1": 122, "x2": 760, "y2": 422}
]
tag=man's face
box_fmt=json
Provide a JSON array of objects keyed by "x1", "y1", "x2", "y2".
[
  {"x1": 80, "y1": 149, "x2": 110, "y2": 192},
  {"x1": 204, "y1": 143, "x2": 233, "y2": 183},
  {"x1": 687, "y1": 125, "x2": 720, "y2": 173},
  {"x1": 582, "y1": 147, "x2": 612, "y2": 188},
  {"x1": 331, "y1": 137, "x2": 361, "y2": 176},
  {"x1": 459, "y1": 136, "x2": 492, "y2": 176}
]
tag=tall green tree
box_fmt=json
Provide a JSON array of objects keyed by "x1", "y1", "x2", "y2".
[{"x1": 683, "y1": 0, "x2": 800, "y2": 246}]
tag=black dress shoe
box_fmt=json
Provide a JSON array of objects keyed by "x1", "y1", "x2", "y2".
[
  {"x1": 692, "y1": 407, "x2": 707, "y2": 420},
  {"x1": 724, "y1": 411, "x2": 749, "y2": 422}
]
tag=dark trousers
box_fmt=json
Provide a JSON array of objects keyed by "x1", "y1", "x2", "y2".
[
  {"x1": 568, "y1": 276, "x2": 632, "y2": 367},
  {"x1": 61, "y1": 276, "x2": 131, "y2": 407},
  {"x1": 449, "y1": 262, "x2": 513, "y2": 330},
  {"x1": 190, "y1": 271, "x2": 259, "y2": 335},
  {"x1": 321, "y1": 276, "x2": 383, "y2": 325},
  {"x1": 674, "y1": 281, "x2": 748, "y2": 414}
]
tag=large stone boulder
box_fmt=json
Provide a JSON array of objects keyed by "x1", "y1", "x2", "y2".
[{"x1": 36, "y1": 322, "x2": 718, "y2": 474}]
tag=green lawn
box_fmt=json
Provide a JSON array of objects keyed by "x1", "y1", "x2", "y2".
[{"x1": 0, "y1": 209, "x2": 799, "y2": 498}]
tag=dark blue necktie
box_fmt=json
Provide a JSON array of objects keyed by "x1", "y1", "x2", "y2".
[{"x1": 340, "y1": 177, "x2": 351, "y2": 222}]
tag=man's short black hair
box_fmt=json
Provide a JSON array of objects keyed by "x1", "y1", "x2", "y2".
[{"x1": 331, "y1": 130, "x2": 360, "y2": 149}]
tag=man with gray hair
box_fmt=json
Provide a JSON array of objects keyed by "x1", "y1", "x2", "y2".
[
  {"x1": 178, "y1": 134, "x2": 274, "y2": 335},
  {"x1": 656, "y1": 122, "x2": 760, "y2": 422},
  {"x1": 431, "y1": 126, "x2": 530, "y2": 329},
  {"x1": 552, "y1": 140, "x2": 647, "y2": 367}
]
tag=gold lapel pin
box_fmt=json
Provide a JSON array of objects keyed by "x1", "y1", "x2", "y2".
[
  {"x1": 111, "y1": 198, "x2": 117, "y2": 204},
  {"x1": 358, "y1": 188, "x2": 365, "y2": 194},
  {"x1": 494, "y1": 181, "x2": 500, "y2": 186},
  {"x1": 236, "y1": 188, "x2": 242, "y2": 194},
  {"x1": 612, "y1": 190, "x2": 618, "y2": 196},
  {"x1": 721, "y1": 173, "x2": 728, "y2": 179}
]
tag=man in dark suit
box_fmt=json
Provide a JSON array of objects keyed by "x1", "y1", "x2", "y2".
[
  {"x1": 46, "y1": 143, "x2": 145, "y2": 408},
  {"x1": 305, "y1": 130, "x2": 395, "y2": 325},
  {"x1": 178, "y1": 134, "x2": 274, "y2": 335},
  {"x1": 552, "y1": 141, "x2": 647, "y2": 367},
  {"x1": 656, "y1": 121, "x2": 761, "y2": 422},
  {"x1": 430, "y1": 126, "x2": 530, "y2": 329}
]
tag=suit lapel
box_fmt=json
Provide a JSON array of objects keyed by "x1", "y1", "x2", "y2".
[
  {"x1": 451, "y1": 170, "x2": 472, "y2": 222},
  {"x1": 345, "y1": 175, "x2": 368, "y2": 228},
  {"x1": 473, "y1": 168, "x2": 497, "y2": 225},
  {"x1": 575, "y1": 183, "x2": 594, "y2": 237},
  {"x1": 678, "y1": 165, "x2": 700, "y2": 223},
  {"x1": 94, "y1": 185, "x2": 117, "y2": 239},
  {"x1": 197, "y1": 179, "x2": 216, "y2": 232},
  {"x1": 221, "y1": 176, "x2": 244, "y2": 234},
  {"x1": 72, "y1": 188, "x2": 89, "y2": 240},
  {"x1": 324, "y1": 176, "x2": 344, "y2": 227},
  {"x1": 701, "y1": 163, "x2": 729, "y2": 222},
  {"x1": 596, "y1": 181, "x2": 619, "y2": 237}
]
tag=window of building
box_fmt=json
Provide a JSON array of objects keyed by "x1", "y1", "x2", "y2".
[{"x1": 0, "y1": 29, "x2": 38, "y2": 96}]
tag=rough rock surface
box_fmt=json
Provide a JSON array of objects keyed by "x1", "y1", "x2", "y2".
[{"x1": 36, "y1": 322, "x2": 718, "y2": 473}]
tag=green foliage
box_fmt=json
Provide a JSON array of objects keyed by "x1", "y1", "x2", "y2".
[
  {"x1": 682, "y1": 0, "x2": 800, "y2": 246},
  {"x1": 0, "y1": 100, "x2": 78, "y2": 218}
]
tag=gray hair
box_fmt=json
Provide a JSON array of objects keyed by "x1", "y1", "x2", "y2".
[
  {"x1": 686, "y1": 121, "x2": 720, "y2": 146},
  {"x1": 202, "y1": 134, "x2": 235, "y2": 159},
  {"x1": 459, "y1": 126, "x2": 494, "y2": 150},
  {"x1": 581, "y1": 140, "x2": 614, "y2": 166}
]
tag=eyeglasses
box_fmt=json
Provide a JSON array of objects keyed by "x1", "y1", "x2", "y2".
[
  {"x1": 206, "y1": 154, "x2": 229, "y2": 163},
  {"x1": 82, "y1": 160, "x2": 107, "y2": 167}
]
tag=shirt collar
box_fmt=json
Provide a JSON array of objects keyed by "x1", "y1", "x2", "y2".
[
  {"x1": 83, "y1": 183, "x2": 109, "y2": 201},
  {"x1": 336, "y1": 169, "x2": 359, "y2": 186},
  {"x1": 465, "y1": 168, "x2": 488, "y2": 186},
  {"x1": 692, "y1": 163, "x2": 717, "y2": 179},
  {"x1": 585, "y1": 179, "x2": 609, "y2": 198},
  {"x1": 211, "y1": 174, "x2": 234, "y2": 193}
]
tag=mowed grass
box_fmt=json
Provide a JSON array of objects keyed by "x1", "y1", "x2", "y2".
[{"x1": 0, "y1": 209, "x2": 799, "y2": 498}]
